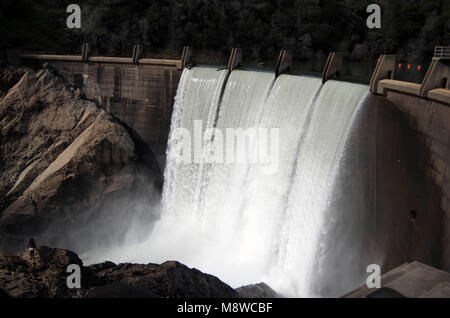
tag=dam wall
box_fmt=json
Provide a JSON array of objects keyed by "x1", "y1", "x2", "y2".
[
  {"x1": 13, "y1": 46, "x2": 450, "y2": 277},
  {"x1": 16, "y1": 47, "x2": 185, "y2": 165},
  {"x1": 15, "y1": 48, "x2": 449, "y2": 148},
  {"x1": 369, "y1": 55, "x2": 450, "y2": 272},
  {"x1": 379, "y1": 91, "x2": 450, "y2": 271},
  {"x1": 47, "y1": 60, "x2": 181, "y2": 146},
  {"x1": 306, "y1": 92, "x2": 447, "y2": 295}
]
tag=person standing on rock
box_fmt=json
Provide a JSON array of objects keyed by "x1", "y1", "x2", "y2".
[{"x1": 27, "y1": 238, "x2": 36, "y2": 260}]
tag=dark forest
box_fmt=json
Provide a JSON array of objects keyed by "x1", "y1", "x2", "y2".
[{"x1": 1, "y1": 0, "x2": 449, "y2": 64}]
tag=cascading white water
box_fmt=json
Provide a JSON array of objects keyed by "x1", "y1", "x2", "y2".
[
  {"x1": 163, "y1": 67, "x2": 228, "y2": 217},
  {"x1": 269, "y1": 79, "x2": 369, "y2": 296},
  {"x1": 84, "y1": 67, "x2": 369, "y2": 297}
]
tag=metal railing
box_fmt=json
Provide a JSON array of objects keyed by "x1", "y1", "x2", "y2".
[{"x1": 434, "y1": 46, "x2": 450, "y2": 58}]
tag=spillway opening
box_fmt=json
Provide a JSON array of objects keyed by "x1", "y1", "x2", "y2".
[{"x1": 83, "y1": 67, "x2": 373, "y2": 297}]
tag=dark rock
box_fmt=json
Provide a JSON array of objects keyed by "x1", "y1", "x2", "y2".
[
  {"x1": 236, "y1": 282, "x2": 279, "y2": 298},
  {"x1": 86, "y1": 260, "x2": 239, "y2": 298},
  {"x1": 0, "y1": 247, "x2": 239, "y2": 298},
  {"x1": 0, "y1": 66, "x2": 29, "y2": 99},
  {"x1": 86, "y1": 261, "x2": 117, "y2": 272},
  {"x1": 0, "y1": 246, "x2": 83, "y2": 298},
  {"x1": 18, "y1": 246, "x2": 83, "y2": 270},
  {"x1": 86, "y1": 282, "x2": 161, "y2": 298}
]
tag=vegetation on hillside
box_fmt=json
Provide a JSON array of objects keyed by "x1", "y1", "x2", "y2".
[{"x1": 1, "y1": 0, "x2": 449, "y2": 63}]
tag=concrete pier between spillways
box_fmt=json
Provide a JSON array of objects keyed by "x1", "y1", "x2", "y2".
[{"x1": 13, "y1": 46, "x2": 450, "y2": 279}]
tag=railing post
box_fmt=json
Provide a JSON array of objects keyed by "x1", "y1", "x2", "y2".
[
  {"x1": 275, "y1": 50, "x2": 292, "y2": 77},
  {"x1": 434, "y1": 46, "x2": 450, "y2": 58}
]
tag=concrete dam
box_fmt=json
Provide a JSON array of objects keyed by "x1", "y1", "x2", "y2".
[{"x1": 15, "y1": 46, "x2": 450, "y2": 297}]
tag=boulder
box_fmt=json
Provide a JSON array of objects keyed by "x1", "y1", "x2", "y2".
[
  {"x1": 235, "y1": 282, "x2": 279, "y2": 298},
  {"x1": 85, "y1": 260, "x2": 239, "y2": 298}
]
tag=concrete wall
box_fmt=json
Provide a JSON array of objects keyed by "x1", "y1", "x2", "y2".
[
  {"x1": 364, "y1": 56, "x2": 450, "y2": 276},
  {"x1": 421, "y1": 58, "x2": 450, "y2": 96},
  {"x1": 381, "y1": 91, "x2": 450, "y2": 271},
  {"x1": 313, "y1": 94, "x2": 446, "y2": 296},
  {"x1": 371, "y1": 55, "x2": 450, "y2": 102},
  {"x1": 342, "y1": 91, "x2": 449, "y2": 276},
  {"x1": 47, "y1": 61, "x2": 181, "y2": 148}
]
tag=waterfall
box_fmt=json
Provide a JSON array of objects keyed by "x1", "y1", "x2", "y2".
[
  {"x1": 163, "y1": 67, "x2": 228, "y2": 220},
  {"x1": 85, "y1": 67, "x2": 370, "y2": 297}
]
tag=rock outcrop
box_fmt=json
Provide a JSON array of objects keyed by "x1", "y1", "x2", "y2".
[
  {"x1": 0, "y1": 66, "x2": 29, "y2": 100},
  {"x1": 0, "y1": 65, "x2": 162, "y2": 252},
  {"x1": 235, "y1": 282, "x2": 279, "y2": 298},
  {"x1": 0, "y1": 246, "x2": 239, "y2": 298}
]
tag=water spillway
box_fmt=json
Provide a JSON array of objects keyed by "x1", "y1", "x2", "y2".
[
  {"x1": 163, "y1": 67, "x2": 228, "y2": 217},
  {"x1": 270, "y1": 79, "x2": 369, "y2": 296},
  {"x1": 87, "y1": 67, "x2": 371, "y2": 297}
]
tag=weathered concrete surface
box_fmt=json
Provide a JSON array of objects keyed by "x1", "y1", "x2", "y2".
[
  {"x1": 344, "y1": 262, "x2": 450, "y2": 298},
  {"x1": 26, "y1": 60, "x2": 181, "y2": 152},
  {"x1": 427, "y1": 88, "x2": 450, "y2": 104},
  {"x1": 420, "y1": 58, "x2": 450, "y2": 96},
  {"x1": 365, "y1": 55, "x2": 450, "y2": 282},
  {"x1": 309, "y1": 94, "x2": 445, "y2": 297},
  {"x1": 370, "y1": 55, "x2": 395, "y2": 93},
  {"x1": 372, "y1": 55, "x2": 449, "y2": 103},
  {"x1": 378, "y1": 79, "x2": 422, "y2": 96},
  {"x1": 329, "y1": 92, "x2": 449, "y2": 282},
  {"x1": 383, "y1": 91, "x2": 450, "y2": 271}
]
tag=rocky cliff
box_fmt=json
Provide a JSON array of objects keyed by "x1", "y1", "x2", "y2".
[
  {"x1": 0, "y1": 246, "x2": 238, "y2": 298},
  {"x1": 0, "y1": 65, "x2": 162, "y2": 252}
]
